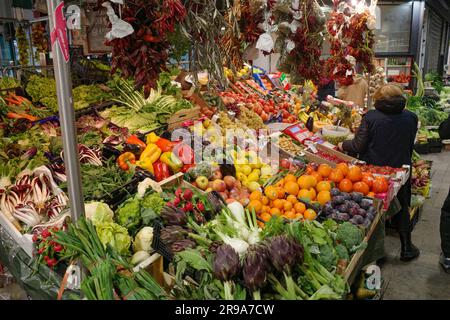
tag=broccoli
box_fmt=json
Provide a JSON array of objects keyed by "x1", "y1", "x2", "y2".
[
  {"x1": 141, "y1": 193, "x2": 165, "y2": 215},
  {"x1": 116, "y1": 197, "x2": 141, "y2": 232},
  {"x1": 336, "y1": 222, "x2": 365, "y2": 253},
  {"x1": 317, "y1": 244, "x2": 338, "y2": 271},
  {"x1": 335, "y1": 244, "x2": 349, "y2": 261}
]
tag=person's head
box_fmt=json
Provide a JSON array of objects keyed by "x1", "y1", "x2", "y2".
[
  {"x1": 373, "y1": 84, "x2": 406, "y2": 114},
  {"x1": 373, "y1": 83, "x2": 404, "y2": 102}
]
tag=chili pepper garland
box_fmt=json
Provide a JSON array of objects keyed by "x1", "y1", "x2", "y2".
[
  {"x1": 31, "y1": 22, "x2": 48, "y2": 61},
  {"x1": 16, "y1": 25, "x2": 30, "y2": 66},
  {"x1": 324, "y1": 0, "x2": 376, "y2": 86},
  {"x1": 98, "y1": 0, "x2": 186, "y2": 97}
]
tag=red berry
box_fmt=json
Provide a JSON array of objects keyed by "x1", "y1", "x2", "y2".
[
  {"x1": 184, "y1": 202, "x2": 194, "y2": 212},
  {"x1": 175, "y1": 188, "x2": 183, "y2": 197},
  {"x1": 173, "y1": 197, "x2": 181, "y2": 206},
  {"x1": 197, "y1": 201, "x2": 205, "y2": 212},
  {"x1": 44, "y1": 255, "x2": 50, "y2": 261},
  {"x1": 32, "y1": 234, "x2": 38, "y2": 242},
  {"x1": 54, "y1": 245, "x2": 63, "y2": 253},
  {"x1": 37, "y1": 248, "x2": 45, "y2": 254}
]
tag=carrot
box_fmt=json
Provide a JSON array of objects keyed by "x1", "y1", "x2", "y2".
[{"x1": 6, "y1": 112, "x2": 38, "y2": 121}]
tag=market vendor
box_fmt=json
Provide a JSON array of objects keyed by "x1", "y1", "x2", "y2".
[{"x1": 337, "y1": 84, "x2": 420, "y2": 262}]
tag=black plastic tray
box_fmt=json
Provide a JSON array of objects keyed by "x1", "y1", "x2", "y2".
[{"x1": 414, "y1": 143, "x2": 429, "y2": 154}]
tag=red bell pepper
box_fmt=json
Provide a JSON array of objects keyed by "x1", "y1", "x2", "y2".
[
  {"x1": 173, "y1": 143, "x2": 195, "y2": 165},
  {"x1": 181, "y1": 164, "x2": 195, "y2": 173},
  {"x1": 154, "y1": 161, "x2": 170, "y2": 182},
  {"x1": 126, "y1": 135, "x2": 146, "y2": 153},
  {"x1": 155, "y1": 138, "x2": 175, "y2": 152}
]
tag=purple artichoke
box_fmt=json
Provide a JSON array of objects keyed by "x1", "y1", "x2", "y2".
[
  {"x1": 243, "y1": 245, "x2": 269, "y2": 291},
  {"x1": 160, "y1": 225, "x2": 187, "y2": 245},
  {"x1": 161, "y1": 205, "x2": 188, "y2": 226},
  {"x1": 268, "y1": 236, "x2": 304, "y2": 273},
  {"x1": 212, "y1": 244, "x2": 240, "y2": 281},
  {"x1": 171, "y1": 239, "x2": 196, "y2": 253}
]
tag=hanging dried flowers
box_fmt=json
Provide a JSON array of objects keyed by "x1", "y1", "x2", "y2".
[
  {"x1": 325, "y1": 0, "x2": 377, "y2": 86},
  {"x1": 98, "y1": 0, "x2": 186, "y2": 97},
  {"x1": 273, "y1": 0, "x2": 326, "y2": 85}
]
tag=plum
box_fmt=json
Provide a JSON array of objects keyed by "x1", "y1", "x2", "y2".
[
  {"x1": 359, "y1": 199, "x2": 372, "y2": 210},
  {"x1": 348, "y1": 207, "x2": 359, "y2": 217},
  {"x1": 331, "y1": 188, "x2": 341, "y2": 197},
  {"x1": 337, "y1": 203, "x2": 349, "y2": 213},
  {"x1": 336, "y1": 212, "x2": 350, "y2": 221},
  {"x1": 353, "y1": 215, "x2": 365, "y2": 224},
  {"x1": 357, "y1": 208, "x2": 367, "y2": 218},
  {"x1": 342, "y1": 192, "x2": 352, "y2": 201},
  {"x1": 323, "y1": 203, "x2": 334, "y2": 215},
  {"x1": 351, "y1": 192, "x2": 363, "y2": 203},
  {"x1": 367, "y1": 213, "x2": 375, "y2": 221},
  {"x1": 367, "y1": 207, "x2": 376, "y2": 216},
  {"x1": 332, "y1": 196, "x2": 345, "y2": 206}
]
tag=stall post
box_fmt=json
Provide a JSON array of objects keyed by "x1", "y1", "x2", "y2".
[{"x1": 46, "y1": 0, "x2": 85, "y2": 221}]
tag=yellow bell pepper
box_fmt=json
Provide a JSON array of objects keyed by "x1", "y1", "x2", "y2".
[
  {"x1": 140, "y1": 143, "x2": 161, "y2": 163},
  {"x1": 136, "y1": 157, "x2": 154, "y2": 174},
  {"x1": 146, "y1": 132, "x2": 160, "y2": 145},
  {"x1": 160, "y1": 152, "x2": 183, "y2": 173}
]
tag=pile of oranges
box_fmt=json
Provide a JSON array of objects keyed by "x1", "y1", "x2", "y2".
[
  {"x1": 309, "y1": 163, "x2": 389, "y2": 196},
  {"x1": 247, "y1": 173, "x2": 319, "y2": 223}
]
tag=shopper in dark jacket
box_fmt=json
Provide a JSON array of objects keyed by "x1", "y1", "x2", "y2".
[
  {"x1": 440, "y1": 188, "x2": 450, "y2": 273},
  {"x1": 338, "y1": 84, "x2": 419, "y2": 262},
  {"x1": 438, "y1": 115, "x2": 450, "y2": 140}
]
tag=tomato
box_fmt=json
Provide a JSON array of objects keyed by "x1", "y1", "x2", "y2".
[{"x1": 280, "y1": 159, "x2": 291, "y2": 169}]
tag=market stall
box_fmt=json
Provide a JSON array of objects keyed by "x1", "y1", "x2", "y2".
[{"x1": 0, "y1": 0, "x2": 447, "y2": 301}]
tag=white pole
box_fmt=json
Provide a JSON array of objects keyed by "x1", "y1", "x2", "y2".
[{"x1": 46, "y1": 0, "x2": 85, "y2": 221}]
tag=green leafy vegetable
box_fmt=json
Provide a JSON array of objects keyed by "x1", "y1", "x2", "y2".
[{"x1": 95, "y1": 221, "x2": 132, "y2": 255}]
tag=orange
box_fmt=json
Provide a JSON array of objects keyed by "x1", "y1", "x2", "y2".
[
  {"x1": 367, "y1": 192, "x2": 375, "y2": 198},
  {"x1": 276, "y1": 187, "x2": 285, "y2": 199},
  {"x1": 329, "y1": 169, "x2": 344, "y2": 183},
  {"x1": 304, "y1": 209, "x2": 317, "y2": 221},
  {"x1": 275, "y1": 179, "x2": 284, "y2": 188},
  {"x1": 261, "y1": 205, "x2": 271, "y2": 213},
  {"x1": 362, "y1": 173, "x2": 375, "y2": 189},
  {"x1": 306, "y1": 165, "x2": 315, "y2": 174},
  {"x1": 250, "y1": 190, "x2": 262, "y2": 201},
  {"x1": 285, "y1": 210, "x2": 296, "y2": 219},
  {"x1": 260, "y1": 212, "x2": 272, "y2": 222},
  {"x1": 297, "y1": 175, "x2": 316, "y2": 189},
  {"x1": 284, "y1": 174, "x2": 297, "y2": 183},
  {"x1": 270, "y1": 207, "x2": 281, "y2": 216},
  {"x1": 286, "y1": 195, "x2": 298, "y2": 204},
  {"x1": 317, "y1": 164, "x2": 332, "y2": 178},
  {"x1": 284, "y1": 181, "x2": 300, "y2": 196},
  {"x1": 317, "y1": 190, "x2": 332, "y2": 206},
  {"x1": 247, "y1": 200, "x2": 262, "y2": 214},
  {"x1": 298, "y1": 188, "x2": 316, "y2": 201},
  {"x1": 316, "y1": 181, "x2": 332, "y2": 192},
  {"x1": 336, "y1": 163, "x2": 349, "y2": 176},
  {"x1": 294, "y1": 202, "x2": 306, "y2": 214},
  {"x1": 310, "y1": 171, "x2": 323, "y2": 183},
  {"x1": 261, "y1": 196, "x2": 269, "y2": 205},
  {"x1": 264, "y1": 186, "x2": 278, "y2": 200},
  {"x1": 353, "y1": 181, "x2": 370, "y2": 195},
  {"x1": 296, "y1": 213, "x2": 304, "y2": 220},
  {"x1": 373, "y1": 177, "x2": 389, "y2": 194},
  {"x1": 347, "y1": 166, "x2": 363, "y2": 182},
  {"x1": 283, "y1": 201, "x2": 293, "y2": 211},
  {"x1": 273, "y1": 199, "x2": 284, "y2": 210},
  {"x1": 338, "y1": 179, "x2": 353, "y2": 193}
]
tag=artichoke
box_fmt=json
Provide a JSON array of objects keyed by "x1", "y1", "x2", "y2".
[
  {"x1": 212, "y1": 244, "x2": 240, "y2": 281},
  {"x1": 171, "y1": 239, "x2": 196, "y2": 253},
  {"x1": 160, "y1": 225, "x2": 187, "y2": 246},
  {"x1": 207, "y1": 192, "x2": 224, "y2": 216},
  {"x1": 243, "y1": 244, "x2": 269, "y2": 292},
  {"x1": 268, "y1": 235, "x2": 304, "y2": 273},
  {"x1": 209, "y1": 241, "x2": 223, "y2": 254},
  {"x1": 161, "y1": 205, "x2": 187, "y2": 226}
]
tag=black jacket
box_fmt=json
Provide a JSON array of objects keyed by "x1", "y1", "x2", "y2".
[
  {"x1": 342, "y1": 96, "x2": 418, "y2": 168},
  {"x1": 439, "y1": 115, "x2": 450, "y2": 140}
]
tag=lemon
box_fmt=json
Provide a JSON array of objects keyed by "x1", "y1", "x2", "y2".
[
  {"x1": 251, "y1": 169, "x2": 261, "y2": 177},
  {"x1": 247, "y1": 172, "x2": 259, "y2": 182},
  {"x1": 241, "y1": 165, "x2": 252, "y2": 176},
  {"x1": 236, "y1": 172, "x2": 247, "y2": 181},
  {"x1": 247, "y1": 181, "x2": 261, "y2": 192}
]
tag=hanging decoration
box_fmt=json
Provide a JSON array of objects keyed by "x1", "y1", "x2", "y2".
[
  {"x1": 182, "y1": 0, "x2": 227, "y2": 88},
  {"x1": 273, "y1": 0, "x2": 326, "y2": 85},
  {"x1": 31, "y1": 22, "x2": 48, "y2": 60},
  {"x1": 325, "y1": 0, "x2": 377, "y2": 86},
  {"x1": 16, "y1": 24, "x2": 30, "y2": 66},
  {"x1": 98, "y1": 0, "x2": 186, "y2": 97}
]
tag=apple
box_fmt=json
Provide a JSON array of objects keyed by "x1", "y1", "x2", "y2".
[
  {"x1": 213, "y1": 179, "x2": 227, "y2": 192},
  {"x1": 208, "y1": 181, "x2": 214, "y2": 189},
  {"x1": 223, "y1": 176, "x2": 237, "y2": 190},
  {"x1": 212, "y1": 170, "x2": 223, "y2": 180},
  {"x1": 195, "y1": 176, "x2": 209, "y2": 190}
]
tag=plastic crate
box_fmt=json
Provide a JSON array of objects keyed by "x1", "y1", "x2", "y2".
[{"x1": 414, "y1": 143, "x2": 429, "y2": 154}]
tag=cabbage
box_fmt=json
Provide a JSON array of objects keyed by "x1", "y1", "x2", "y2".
[
  {"x1": 96, "y1": 221, "x2": 132, "y2": 255},
  {"x1": 132, "y1": 226, "x2": 154, "y2": 253},
  {"x1": 85, "y1": 202, "x2": 114, "y2": 226}
]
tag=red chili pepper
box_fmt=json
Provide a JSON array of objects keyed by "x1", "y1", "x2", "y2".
[
  {"x1": 153, "y1": 161, "x2": 170, "y2": 182},
  {"x1": 155, "y1": 138, "x2": 174, "y2": 152}
]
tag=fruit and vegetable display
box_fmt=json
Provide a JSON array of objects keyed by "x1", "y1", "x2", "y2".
[
  {"x1": 16, "y1": 25, "x2": 29, "y2": 66},
  {"x1": 411, "y1": 153, "x2": 432, "y2": 198}
]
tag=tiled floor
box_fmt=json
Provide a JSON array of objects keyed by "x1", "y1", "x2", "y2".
[{"x1": 382, "y1": 151, "x2": 450, "y2": 300}]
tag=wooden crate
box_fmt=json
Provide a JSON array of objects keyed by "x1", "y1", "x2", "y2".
[
  {"x1": 315, "y1": 144, "x2": 363, "y2": 165},
  {"x1": 167, "y1": 106, "x2": 201, "y2": 131},
  {"x1": 157, "y1": 172, "x2": 205, "y2": 195},
  {"x1": 132, "y1": 253, "x2": 165, "y2": 287}
]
